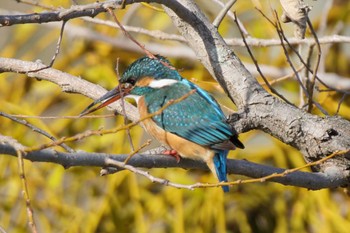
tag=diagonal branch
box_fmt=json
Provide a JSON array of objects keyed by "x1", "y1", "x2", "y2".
[
  {"x1": 0, "y1": 112, "x2": 74, "y2": 152},
  {"x1": 0, "y1": 57, "x2": 139, "y2": 122}
]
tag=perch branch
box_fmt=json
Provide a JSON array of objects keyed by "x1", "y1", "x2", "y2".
[{"x1": 0, "y1": 143, "x2": 348, "y2": 190}]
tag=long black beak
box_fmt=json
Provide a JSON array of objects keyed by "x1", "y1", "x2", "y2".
[{"x1": 79, "y1": 85, "x2": 130, "y2": 117}]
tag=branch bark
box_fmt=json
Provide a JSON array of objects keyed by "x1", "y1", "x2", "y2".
[
  {"x1": 1, "y1": 0, "x2": 350, "y2": 188},
  {"x1": 140, "y1": 0, "x2": 350, "y2": 181},
  {"x1": 279, "y1": 0, "x2": 310, "y2": 39},
  {"x1": 0, "y1": 142, "x2": 347, "y2": 190},
  {"x1": 0, "y1": 0, "x2": 122, "y2": 26},
  {"x1": 0, "y1": 57, "x2": 139, "y2": 122}
]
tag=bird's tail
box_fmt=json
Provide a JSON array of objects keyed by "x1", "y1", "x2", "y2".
[{"x1": 213, "y1": 150, "x2": 229, "y2": 192}]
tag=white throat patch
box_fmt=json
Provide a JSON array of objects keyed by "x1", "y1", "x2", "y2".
[{"x1": 149, "y1": 79, "x2": 178, "y2": 88}]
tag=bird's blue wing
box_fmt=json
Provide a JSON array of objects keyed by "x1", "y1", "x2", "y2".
[
  {"x1": 180, "y1": 78, "x2": 224, "y2": 117},
  {"x1": 145, "y1": 82, "x2": 233, "y2": 148}
]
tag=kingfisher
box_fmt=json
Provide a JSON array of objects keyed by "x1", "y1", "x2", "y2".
[{"x1": 80, "y1": 56, "x2": 244, "y2": 192}]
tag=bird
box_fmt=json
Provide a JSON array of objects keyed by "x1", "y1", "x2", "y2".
[{"x1": 80, "y1": 55, "x2": 244, "y2": 192}]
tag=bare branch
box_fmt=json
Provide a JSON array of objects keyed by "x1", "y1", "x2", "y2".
[
  {"x1": 213, "y1": 0, "x2": 237, "y2": 28},
  {"x1": 25, "y1": 89, "x2": 195, "y2": 152},
  {"x1": 154, "y1": 0, "x2": 350, "y2": 180},
  {"x1": 1, "y1": 0, "x2": 350, "y2": 189},
  {"x1": 211, "y1": 0, "x2": 249, "y2": 36},
  {"x1": 3, "y1": 8, "x2": 350, "y2": 48},
  {"x1": 306, "y1": 17, "x2": 322, "y2": 112},
  {"x1": 17, "y1": 149, "x2": 38, "y2": 233},
  {"x1": 106, "y1": 7, "x2": 156, "y2": 59},
  {"x1": 0, "y1": 0, "x2": 123, "y2": 26},
  {"x1": 226, "y1": 35, "x2": 350, "y2": 47},
  {"x1": 27, "y1": 21, "x2": 66, "y2": 73},
  {"x1": 105, "y1": 158, "x2": 197, "y2": 190},
  {"x1": 114, "y1": 59, "x2": 135, "y2": 152},
  {"x1": 233, "y1": 12, "x2": 293, "y2": 106},
  {"x1": 0, "y1": 142, "x2": 348, "y2": 190},
  {"x1": 273, "y1": 11, "x2": 309, "y2": 102},
  {"x1": 0, "y1": 57, "x2": 139, "y2": 122},
  {"x1": 0, "y1": 112, "x2": 74, "y2": 152}
]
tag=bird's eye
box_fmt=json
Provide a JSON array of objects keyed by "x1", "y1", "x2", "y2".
[{"x1": 128, "y1": 78, "x2": 136, "y2": 85}]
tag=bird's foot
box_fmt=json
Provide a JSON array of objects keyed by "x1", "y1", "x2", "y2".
[{"x1": 162, "y1": 149, "x2": 181, "y2": 163}]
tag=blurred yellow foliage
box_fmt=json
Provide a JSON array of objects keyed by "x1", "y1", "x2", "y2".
[{"x1": 0, "y1": 1, "x2": 350, "y2": 233}]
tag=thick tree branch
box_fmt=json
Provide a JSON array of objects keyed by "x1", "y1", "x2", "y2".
[
  {"x1": 0, "y1": 0, "x2": 123, "y2": 26},
  {"x1": 0, "y1": 142, "x2": 347, "y2": 190},
  {"x1": 3, "y1": 8, "x2": 350, "y2": 47},
  {"x1": 1, "y1": 0, "x2": 350, "y2": 188},
  {"x1": 0, "y1": 57, "x2": 139, "y2": 122},
  {"x1": 138, "y1": 0, "x2": 350, "y2": 182}
]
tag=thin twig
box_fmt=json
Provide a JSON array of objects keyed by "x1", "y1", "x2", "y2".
[
  {"x1": 123, "y1": 139, "x2": 152, "y2": 164},
  {"x1": 300, "y1": 44, "x2": 314, "y2": 108},
  {"x1": 17, "y1": 150, "x2": 38, "y2": 233},
  {"x1": 271, "y1": 11, "x2": 327, "y2": 115},
  {"x1": 3, "y1": 1, "x2": 350, "y2": 48},
  {"x1": 306, "y1": 17, "x2": 322, "y2": 113},
  {"x1": 0, "y1": 112, "x2": 74, "y2": 152},
  {"x1": 115, "y1": 58, "x2": 135, "y2": 151},
  {"x1": 106, "y1": 7, "x2": 175, "y2": 69},
  {"x1": 271, "y1": 11, "x2": 309, "y2": 99},
  {"x1": 27, "y1": 21, "x2": 66, "y2": 73},
  {"x1": 304, "y1": 44, "x2": 314, "y2": 88},
  {"x1": 258, "y1": 9, "x2": 350, "y2": 104},
  {"x1": 336, "y1": 93, "x2": 347, "y2": 115},
  {"x1": 233, "y1": 12, "x2": 293, "y2": 106},
  {"x1": 100, "y1": 139, "x2": 152, "y2": 175},
  {"x1": 257, "y1": 8, "x2": 323, "y2": 110},
  {"x1": 105, "y1": 148, "x2": 349, "y2": 191},
  {"x1": 25, "y1": 90, "x2": 196, "y2": 152},
  {"x1": 2, "y1": 142, "x2": 349, "y2": 190},
  {"x1": 106, "y1": 7, "x2": 155, "y2": 59},
  {"x1": 262, "y1": 65, "x2": 304, "y2": 86},
  {"x1": 265, "y1": 10, "x2": 329, "y2": 114},
  {"x1": 3, "y1": 6, "x2": 350, "y2": 48},
  {"x1": 186, "y1": 149, "x2": 348, "y2": 190},
  {"x1": 105, "y1": 158, "x2": 196, "y2": 190},
  {"x1": 213, "y1": 0, "x2": 237, "y2": 28},
  {"x1": 255, "y1": 7, "x2": 306, "y2": 92},
  {"x1": 82, "y1": 17, "x2": 185, "y2": 42},
  {"x1": 8, "y1": 114, "x2": 115, "y2": 119},
  {"x1": 211, "y1": 0, "x2": 249, "y2": 36}
]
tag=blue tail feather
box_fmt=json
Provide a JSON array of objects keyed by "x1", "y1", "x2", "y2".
[{"x1": 213, "y1": 150, "x2": 229, "y2": 192}]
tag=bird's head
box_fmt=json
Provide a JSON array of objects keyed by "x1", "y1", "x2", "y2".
[{"x1": 80, "y1": 55, "x2": 181, "y2": 116}]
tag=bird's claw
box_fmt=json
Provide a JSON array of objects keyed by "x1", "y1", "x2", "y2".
[{"x1": 162, "y1": 149, "x2": 181, "y2": 163}]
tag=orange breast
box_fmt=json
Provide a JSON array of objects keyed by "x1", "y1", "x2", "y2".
[{"x1": 138, "y1": 97, "x2": 215, "y2": 163}]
